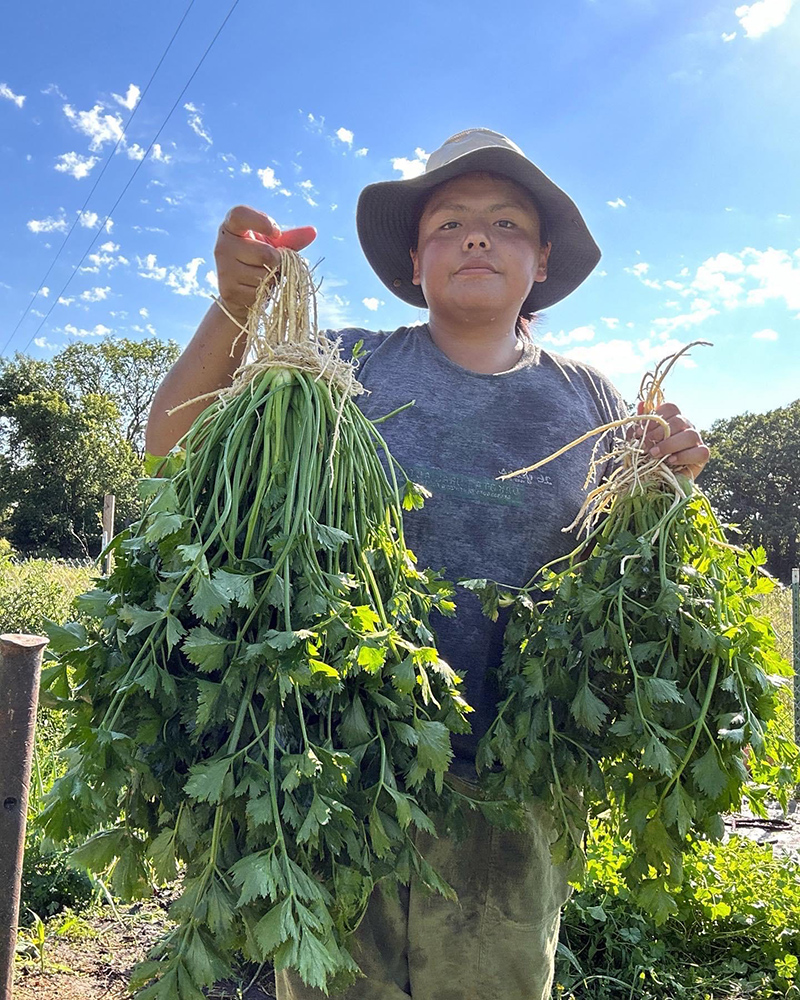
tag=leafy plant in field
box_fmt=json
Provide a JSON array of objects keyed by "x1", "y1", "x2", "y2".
[{"x1": 557, "y1": 822, "x2": 800, "y2": 1000}]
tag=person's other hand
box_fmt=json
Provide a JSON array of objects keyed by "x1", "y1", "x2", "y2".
[
  {"x1": 637, "y1": 401, "x2": 710, "y2": 479},
  {"x1": 214, "y1": 205, "x2": 316, "y2": 321}
]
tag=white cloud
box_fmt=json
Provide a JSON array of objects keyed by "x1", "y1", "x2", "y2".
[
  {"x1": 55, "y1": 151, "x2": 99, "y2": 179},
  {"x1": 184, "y1": 102, "x2": 212, "y2": 144},
  {"x1": 58, "y1": 296, "x2": 75, "y2": 306},
  {"x1": 279, "y1": 189, "x2": 292, "y2": 197},
  {"x1": 27, "y1": 213, "x2": 68, "y2": 234},
  {"x1": 651, "y1": 301, "x2": 719, "y2": 337},
  {"x1": 126, "y1": 143, "x2": 146, "y2": 161},
  {"x1": 541, "y1": 325, "x2": 596, "y2": 347},
  {"x1": 34, "y1": 337, "x2": 59, "y2": 350},
  {"x1": 64, "y1": 323, "x2": 112, "y2": 338},
  {"x1": 302, "y1": 195, "x2": 318, "y2": 207},
  {"x1": 362, "y1": 297, "x2": 384, "y2": 311},
  {"x1": 100, "y1": 240, "x2": 119, "y2": 252},
  {"x1": 752, "y1": 328, "x2": 779, "y2": 340},
  {"x1": 136, "y1": 253, "x2": 208, "y2": 296},
  {"x1": 391, "y1": 147, "x2": 430, "y2": 180},
  {"x1": 258, "y1": 166, "x2": 281, "y2": 189},
  {"x1": 241, "y1": 162, "x2": 252, "y2": 175},
  {"x1": 113, "y1": 84, "x2": 140, "y2": 110},
  {"x1": 607, "y1": 197, "x2": 627, "y2": 209},
  {"x1": 63, "y1": 103, "x2": 124, "y2": 151},
  {"x1": 601, "y1": 317, "x2": 620, "y2": 329},
  {"x1": 105, "y1": 218, "x2": 114, "y2": 233},
  {"x1": 305, "y1": 112, "x2": 325, "y2": 133},
  {"x1": 317, "y1": 290, "x2": 353, "y2": 329},
  {"x1": 355, "y1": 147, "x2": 368, "y2": 157},
  {"x1": 687, "y1": 246, "x2": 800, "y2": 311},
  {"x1": 722, "y1": 30, "x2": 737, "y2": 40},
  {"x1": 80, "y1": 248, "x2": 128, "y2": 273},
  {"x1": 80, "y1": 285, "x2": 111, "y2": 302},
  {"x1": 330, "y1": 203, "x2": 338, "y2": 212},
  {"x1": 205, "y1": 271, "x2": 219, "y2": 292},
  {"x1": 565, "y1": 337, "x2": 697, "y2": 376},
  {"x1": 299, "y1": 179, "x2": 314, "y2": 190},
  {"x1": 735, "y1": 0, "x2": 793, "y2": 37},
  {"x1": 152, "y1": 143, "x2": 171, "y2": 163},
  {"x1": 42, "y1": 83, "x2": 67, "y2": 100},
  {"x1": 1, "y1": 83, "x2": 26, "y2": 108},
  {"x1": 79, "y1": 211, "x2": 100, "y2": 229},
  {"x1": 336, "y1": 127, "x2": 354, "y2": 146},
  {"x1": 627, "y1": 262, "x2": 650, "y2": 277},
  {"x1": 139, "y1": 307, "x2": 149, "y2": 318}
]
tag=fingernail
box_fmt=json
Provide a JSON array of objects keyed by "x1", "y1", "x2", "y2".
[{"x1": 649, "y1": 446, "x2": 661, "y2": 457}]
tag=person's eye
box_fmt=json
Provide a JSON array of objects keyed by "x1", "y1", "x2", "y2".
[
  {"x1": 495, "y1": 219, "x2": 516, "y2": 229},
  {"x1": 440, "y1": 221, "x2": 460, "y2": 230}
]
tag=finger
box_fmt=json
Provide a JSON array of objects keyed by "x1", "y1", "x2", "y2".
[
  {"x1": 644, "y1": 415, "x2": 691, "y2": 448},
  {"x1": 274, "y1": 226, "x2": 317, "y2": 251},
  {"x1": 664, "y1": 444, "x2": 711, "y2": 469},
  {"x1": 216, "y1": 229, "x2": 281, "y2": 269},
  {"x1": 649, "y1": 428, "x2": 704, "y2": 459},
  {"x1": 221, "y1": 205, "x2": 281, "y2": 241}
]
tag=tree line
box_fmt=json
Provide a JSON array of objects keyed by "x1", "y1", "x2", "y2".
[{"x1": 0, "y1": 336, "x2": 797, "y2": 581}]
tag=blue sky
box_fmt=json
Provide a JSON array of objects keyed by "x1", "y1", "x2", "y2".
[{"x1": 1, "y1": 0, "x2": 798, "y2": 430}]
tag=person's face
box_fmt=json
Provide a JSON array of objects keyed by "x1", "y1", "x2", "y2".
[{"x1": 409, "y1": 172, "x2": 551, "y2": 322}]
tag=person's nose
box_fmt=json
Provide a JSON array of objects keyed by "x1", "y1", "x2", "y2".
[{"x1": 463, "y1": 226, "x2": 490, "y2": 251}]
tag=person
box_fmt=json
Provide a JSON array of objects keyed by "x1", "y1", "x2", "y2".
[{"x1": 146, "y1": 128, "x2": 710, "y2": 1000}]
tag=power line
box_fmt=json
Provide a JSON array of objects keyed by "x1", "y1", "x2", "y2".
[
  {"x1": 13, "y1": 0, "x2": 243, "y2": 358},
  {"x1": 2, "y1": 0, "x2": 197, "y2": 357}
]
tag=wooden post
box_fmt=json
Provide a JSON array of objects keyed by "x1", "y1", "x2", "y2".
[
  {"x1": 0, "y1": 633, "x2": 48, "y2": 1000},
  {"x1": 102, "y1": 493, "x2": 115, "y2": 576}
]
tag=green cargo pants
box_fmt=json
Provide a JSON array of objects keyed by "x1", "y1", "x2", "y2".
[{"x1": 275, "y1": 776, "x2": 570, "y2": 1000}]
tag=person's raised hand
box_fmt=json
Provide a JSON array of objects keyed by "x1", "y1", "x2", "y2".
[
  {"x1": 214, "y1": 205, "x2": 316, "y2": 321},
  {"x1": 637, "y1": 400, "x2": 710, "y2": 480}
]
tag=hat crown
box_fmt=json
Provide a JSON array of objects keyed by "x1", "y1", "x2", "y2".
[{"x1": 426, "y1": 128, "x2": 526, "y2": 173}]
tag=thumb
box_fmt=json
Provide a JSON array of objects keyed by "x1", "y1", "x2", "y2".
[{"x1": 273, "y1": 226, "x2": 317, "y2": 251}]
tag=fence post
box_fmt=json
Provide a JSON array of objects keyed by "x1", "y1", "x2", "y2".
[
  {"x1": 793, "y1": 568, "x2": 799, "y2": 748},
  {"x1": 102, "y1": 493, "x2": 116, "y2": 576},
  {"x1": 0, "y1": 633, "x2": 48, "y2": 1000}
]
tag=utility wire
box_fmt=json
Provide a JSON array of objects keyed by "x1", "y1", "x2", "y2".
[
  {"x1": 2, "y1": 0, "x2": 197, "y2": 357},
  {"x1": 13, "y1": 0, "x2": 242, "y2": 358}
]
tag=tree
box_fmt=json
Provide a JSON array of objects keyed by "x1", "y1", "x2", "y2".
[
  {"x1": 0, "y1": 336, "x2": 179, "y2": 557},
  {"x1": 0, "y1": 388, "x2": 142, "y2": 557},
  {"x1": 52, "y1": 337, "x2": 180, "y2": 455},
  {"x1": 701, "y1": 400, "x2": 800, "y2": 582}
]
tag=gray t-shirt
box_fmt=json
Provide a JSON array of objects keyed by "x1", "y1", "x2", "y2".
[{"x1": 329, "y1": 324, "x2": 626, "y2": 774}]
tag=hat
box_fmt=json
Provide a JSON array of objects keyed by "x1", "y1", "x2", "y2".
[{"x1": 356, "y1": 128, "x2": 601, "y2": 316}]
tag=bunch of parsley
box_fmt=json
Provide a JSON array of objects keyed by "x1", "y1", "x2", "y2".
[{"x1": 38, "y1": 363, "x2": 480, "y2": 997}]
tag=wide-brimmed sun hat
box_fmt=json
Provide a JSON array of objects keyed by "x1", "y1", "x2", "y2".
[{"x1": 356, "y1": 127, "x2": 601, "y2": 316}]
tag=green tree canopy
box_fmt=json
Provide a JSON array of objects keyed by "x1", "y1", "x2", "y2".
[
  {"x1": 701, "y1": 399, "x2": 800, "y2": 582},
  {"x1": 0, "y1": 337, "x2": 179, "y2": 557}
]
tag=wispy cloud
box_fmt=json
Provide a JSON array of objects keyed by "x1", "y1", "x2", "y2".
[
  {"x1": 184, "y1": 102, "x2": 213, "y2": 144},
  {"x1": 362, "y1": 297, "x2": 384, "y2": 311},
  {"x1": 80, "y1": 247, "x2": 129, "y2": 273},
  {"x1": 64, "y1": 322, "x2": 112, "y2": 338},
  {"x1": 541, "y1": 325, "x2": 596, "y2": 347},
  {"x1": 27, "y1": 212, "x2": 68, "y2": 234},
  {"x1": 80, "y1": 286, "x2": 111, "y2": 302},
  {"x1": 607, "y1": 197, "x2": 627, "y2": 209},
  {"x1": 391, "y1": 147, "x2": 430, "y2": 180},
  {"x1": 112, "y1": 83, "x2": 140, "y2": 110},
  {"x1": 722, "y1": 30, "x2": 737, "y2": 40},
  {"x1": 136, "y1": 253, "x2": 209, "y2": 296},
  {"x1": 752, "y1": 328, "x2": 779, "y2": 340},
  {"x1": 55, "y1": 151, "x2": 99, "y2": 179},
  {"x1": 355, "y1": 147, "x2": 368, "y2": 157},
  {"x1": 0, "y1": 82, "x2": 25, "y2": 108},
  {"x1": 63, "y1": 102, "x2": 124, "y2": 150},
  {"x1": 564, "y1": 337, "x2": 696, "y2": 376},
  {"x1": 734, "y1": 0, "x2": 794, "y2": 37}
]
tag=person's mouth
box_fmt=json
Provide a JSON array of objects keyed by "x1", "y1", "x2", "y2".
[{"x1": 456, "y1": 259, "x2": 498, "y2": 275}]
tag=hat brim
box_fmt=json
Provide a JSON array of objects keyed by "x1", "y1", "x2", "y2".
[{"x1": 356, "y1": 145, "x2": 601, "y2": 316}]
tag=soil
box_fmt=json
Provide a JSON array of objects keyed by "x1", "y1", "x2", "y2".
[{"x1": 14, "y1": 801, "x2": 800, "y2": 1000}]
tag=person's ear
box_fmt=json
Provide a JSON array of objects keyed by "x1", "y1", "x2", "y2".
[
  {"x1": 410, "y1": 247, "x2": 421, "y2": 286},
  {"x1": 535, "y1": 242, "x2": 552, "y2": 283}
]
